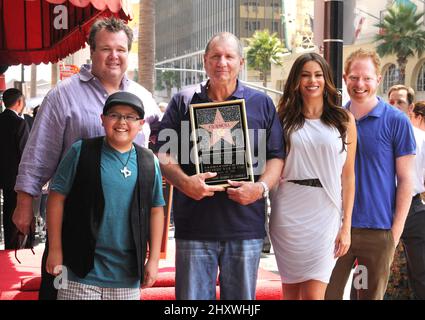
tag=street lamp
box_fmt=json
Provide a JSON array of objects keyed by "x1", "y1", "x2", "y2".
[{"x1": 315, "y1": 0, "x2": 357, "y2": 100}]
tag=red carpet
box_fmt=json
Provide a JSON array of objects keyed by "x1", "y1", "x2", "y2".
[
  {"x1": 0, "y1": 247, "x2": 282, "y2": 300},
  {"x1": 0, "y1": 248, "x2": 42, "y2": 300}
]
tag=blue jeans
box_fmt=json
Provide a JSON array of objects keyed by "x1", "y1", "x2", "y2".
[{"x1": 175, "y1": 238, "x2": 263, "y2": 300}]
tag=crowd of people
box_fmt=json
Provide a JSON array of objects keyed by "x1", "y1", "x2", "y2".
[{"x1": 0, "y1": 16, "x2": 424, "y2": 301}]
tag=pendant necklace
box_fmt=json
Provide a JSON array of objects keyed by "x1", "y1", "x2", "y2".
[{"x1": 117, "y1": 146, "x2": 134, "y2": 178}]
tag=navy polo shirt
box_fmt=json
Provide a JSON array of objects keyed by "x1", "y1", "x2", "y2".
[
  {"x1": 157, "y1": 80, "x2": 285, "y2": 240},
  {"x1": 347, "y1": 97, "x2": 416, "y2": 229}
]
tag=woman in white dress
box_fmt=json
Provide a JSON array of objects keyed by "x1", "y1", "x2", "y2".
[{"x1": 270, "y1": 53, "x2": 357, "y2": 300}]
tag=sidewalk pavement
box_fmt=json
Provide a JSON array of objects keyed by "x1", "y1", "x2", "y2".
[{"x1": 0, "y1": 225, "x2": 352, "y2": 299}]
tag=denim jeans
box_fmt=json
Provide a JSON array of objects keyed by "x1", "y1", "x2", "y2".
[{"x1": 175, "y1": 238, "x2": 264, "y2": 300}]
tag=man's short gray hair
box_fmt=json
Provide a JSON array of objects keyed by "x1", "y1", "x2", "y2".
[
  {"x1": 205, "y1": 32, "x2": 243, "y2": 57},
  {"x1": 88, "y1": 17, "x2": 133, "y2": 51}
]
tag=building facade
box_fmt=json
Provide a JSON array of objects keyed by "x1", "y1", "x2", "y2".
[
  {"x1": 271, "y1": 0, "x2": 425, "y2": 103},
  {"x1": 155, "y1": 0, "x2": 285, "y2": 96},
  {"x1": 155, "y1": 0, "x2": 425, "y2": 103},
  {"x1": 343, "y1": 0, "x2": 425, "y2": 100}
]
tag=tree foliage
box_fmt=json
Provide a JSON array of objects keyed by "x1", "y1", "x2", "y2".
[
  {"x1": 156, "y1": 70, "x2": 180, "y2": 99},
  {"x1": 246, "y1": 30, "x2": 286, "y2": 88},
  {"x1": 374, "y1": 4, "x2": 425, "y2": 84}
]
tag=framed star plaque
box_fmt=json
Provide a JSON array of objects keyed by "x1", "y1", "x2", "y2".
[{"x1": 189, "y1": 99, "x2": 254, "y2": 187}]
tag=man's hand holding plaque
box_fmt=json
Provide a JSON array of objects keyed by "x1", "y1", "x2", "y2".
[
  {"x1": 180, "y1": 172, "x2": 225, "y2": 201},
  {"x1": 226, "y1": 180, "x2": 263, "y2": 205}
]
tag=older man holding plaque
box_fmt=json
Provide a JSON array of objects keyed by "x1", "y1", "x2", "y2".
[{"x1": 156, "y1": 32, "x2": 285, "y2": 300}]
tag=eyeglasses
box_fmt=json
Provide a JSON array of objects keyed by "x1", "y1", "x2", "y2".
[
  {"x1": 105, "y1": 112, "x2": 141, "y2": 123},
  {"x1": 14, "y1": 228, "x2": 35, "y2": 264}
]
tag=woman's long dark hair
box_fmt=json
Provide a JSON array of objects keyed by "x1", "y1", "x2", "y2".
[{"x1": 277, "y1": 52, "x2": 349, "y2": 153}]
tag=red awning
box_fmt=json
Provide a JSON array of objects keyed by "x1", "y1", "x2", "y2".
[{"x1": 0, "y1": 0, "x2": 133, "y2": 66}]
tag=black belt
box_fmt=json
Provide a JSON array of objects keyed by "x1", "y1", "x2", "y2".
[{"x1": 288, "y1": 179, "x2": 323, "y2": 188}]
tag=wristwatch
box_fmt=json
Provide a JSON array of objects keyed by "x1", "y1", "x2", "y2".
[
  {"x1": 259, "y1": 181, "x2": 271, "y2": 215},
  {"x1": 259, "y1": 181, "x2": 269, "y2": 198}
]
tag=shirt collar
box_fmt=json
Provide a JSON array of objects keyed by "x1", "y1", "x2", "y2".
[
  {"x1": 345, "y1": 96, "x2": 385, "y2": 119},
  {"x1": 78, "y1": 64, "x2": 130, "y2": 90},
  {"x1": 78, "y1": 64, "x2": 95, "y2": 82},
  {"x1": 196, "y1": 79, "x2": 244, "y2": 101}
]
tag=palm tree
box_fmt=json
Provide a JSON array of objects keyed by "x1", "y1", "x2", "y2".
[
  {"x1": 246, "y1": 29, "x2": 286, "y2": 88},
  {"x1": 375, "y1": 3, "x2": 425, "y2": 84},
  {"x1": 155, "y1": 70, "x2": 179, "y2": 99},
  {"x1": 138, "y1": 0, "x2": 155, "y2": 93},
  {"x1": 51, "y1": 63, "x2": 58, "y2": 87},
  {"x1": 30, "y1": 64, "x2": 37, "y2": 98},
  {"x1": 161, "y1": 70, "x2": 177, "y2": 99}
]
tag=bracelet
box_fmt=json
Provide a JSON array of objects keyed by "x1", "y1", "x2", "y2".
[{"x1": 259, "y1": 181, "x2": 271, "y2": 215}]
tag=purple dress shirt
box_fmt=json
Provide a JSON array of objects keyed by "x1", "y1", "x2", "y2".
[{"x1": 15, "y1": 64, "x2": 160, "y2": 196}]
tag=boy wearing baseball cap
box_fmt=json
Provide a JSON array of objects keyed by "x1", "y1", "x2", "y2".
[{"x1": 46, "y1": 91, "x2": 165, "y2": 300}]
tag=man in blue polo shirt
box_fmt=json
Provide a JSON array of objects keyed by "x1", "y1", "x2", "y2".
[
  {"x1": 156, "y1": 32, "x2": 285, "y2": 300},
  {"x1": 325, "y1": 49, "x2": 416, "y2": 300}
]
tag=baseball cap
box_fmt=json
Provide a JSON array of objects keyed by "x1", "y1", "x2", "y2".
[{"x1": 103, "y1": 91, "x2": 145, "y2": 119}]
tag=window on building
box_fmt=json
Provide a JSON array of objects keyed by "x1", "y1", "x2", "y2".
[
  {"x1": 245, "y1": 20, "x2": 260, "y2": 31},
  {"x1": 245, "y1": 1, "x2": 258, "y2": 7},
  {"x1": 382, "y1": 64, "x2": 400, "y2": 93},
  {"x1": 417, "y1": 63, "x2": 425, "y2": 92},
  {"x1": 244, "y1": 1, "x2": 258, "y2": 13}
]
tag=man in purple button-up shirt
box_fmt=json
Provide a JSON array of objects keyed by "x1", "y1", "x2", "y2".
[{"x1": 12, "y1": 17, "x2": 161, "y2": 300}]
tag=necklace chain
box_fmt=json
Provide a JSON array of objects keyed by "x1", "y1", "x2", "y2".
[
  {"x1": 113, "y1": 145, "x2": 134, "y2": 178},
  {"x1": 103, "y1": 140, "x2": 134, "y2": 178},
  {"x1": 116, "y1": 146, "x2": 133, "y2": 168}
]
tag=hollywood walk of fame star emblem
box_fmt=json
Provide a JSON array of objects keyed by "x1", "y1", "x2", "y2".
[{"x1": 199, "y1": 109, "x2": 239, "y2": 147}]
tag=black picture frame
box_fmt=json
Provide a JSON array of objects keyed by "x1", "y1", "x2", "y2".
[{"x1": 189, "y1": 99, "x2": 254, "y2": 187}]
